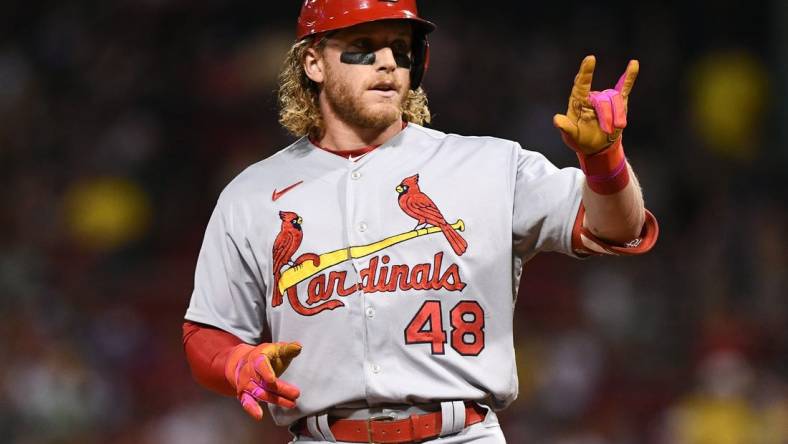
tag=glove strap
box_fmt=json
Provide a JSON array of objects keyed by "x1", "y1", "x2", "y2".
[
  {"x1": 224, "y1": 343, "x2": 254, "y2": 390},
  {"x1": 575, "y1": 138, "x2": 630, "y2": 195}
]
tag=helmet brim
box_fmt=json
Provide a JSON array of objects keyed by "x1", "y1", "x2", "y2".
[{"x1": 297, "y1": 14, "x2": 436, "y2": 40}]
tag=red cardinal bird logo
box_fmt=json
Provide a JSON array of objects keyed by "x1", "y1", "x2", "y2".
[
  {"x1": 271, "y1": 211, "x2": 304, "y2": 307},
  {"x1": 396, "y1": 174, "x2": 467, "y2": 256}
]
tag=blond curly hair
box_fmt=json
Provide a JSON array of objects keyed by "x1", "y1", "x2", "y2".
[{"x1": 277, "y1": 37, "x2": 431, "y2": 139}]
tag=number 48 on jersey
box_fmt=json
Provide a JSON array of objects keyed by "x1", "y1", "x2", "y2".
[{"x1": 404, "y1": 300, "x2": 485, "y2": 356}]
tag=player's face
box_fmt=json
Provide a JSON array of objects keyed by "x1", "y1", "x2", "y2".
[{"x1": 319, "y1": 21, "x2": 413, "y2": 130}]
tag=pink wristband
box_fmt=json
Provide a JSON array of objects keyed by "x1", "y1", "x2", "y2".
[{"x1": 576, "y1": 139, "x2": 630, "y2": 195}]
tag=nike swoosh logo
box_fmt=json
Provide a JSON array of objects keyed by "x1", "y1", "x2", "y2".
[
  {"x1": 348, "y1": 153, "x2": 369, "y2": 162},
  {"x1": 272, "y1": 180, "x2": 304, "y2": 202}
]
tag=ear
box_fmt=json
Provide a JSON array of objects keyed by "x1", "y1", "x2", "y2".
[
  {"x1": 304, "y1": 46, "x2": 325, "y2": 84},
  {"x1": 414, "y1": 173, "x2": 419, "y2": 182},
  {"x1": 279, "y1": 211, "x2": 285, "y2": 219}
]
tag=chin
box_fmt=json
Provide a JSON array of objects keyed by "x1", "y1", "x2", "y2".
[
  {"x1": 357, "y1": 101, "x2": 401, "y2": 127},
  {"x1": 368, "y1": 107, "x2": 402, "y2": 127}
]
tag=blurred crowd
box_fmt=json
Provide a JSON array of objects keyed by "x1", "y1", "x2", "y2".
[{"x1": 1, "y1": 1, "x2": 785, "y2": 443}]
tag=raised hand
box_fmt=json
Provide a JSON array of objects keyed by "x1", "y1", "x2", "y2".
[
  {"x1": 553, "y1": 55, "x2": 639, "y2": 155},
  {"x1": 225, "y1": 341, "x2": 303, "y2": 420}
]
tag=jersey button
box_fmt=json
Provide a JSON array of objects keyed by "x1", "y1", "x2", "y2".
[
  {"x1": 366, "y1": 307, "x2": 375, "y2": 318},
  {"x1": 358, "y1": 222, "x2": 368, "y2": 232},
  {"x1": 351, "y1": 171, "x2": 362, "y2": 180},
  {"x1": 371, "y1": 363, "x2": 381, "y2": 374}
]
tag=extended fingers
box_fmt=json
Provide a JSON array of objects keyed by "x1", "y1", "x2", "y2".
[
  {"x1": 272, "y1": 378, "x2": 301, "y2": 400},
  {"x1": 243, "y1": 380, "x2": 299, "y2": 408},
  {"x1": 254, "y1": 343, "x2": 302, "y2": 384},
  {"x1": 570, "y1": 55, "x2": 596, "y2": 103},
  {"x1": 257, "y1": 342, "x2": 302, "y2": 380},
  {"x1": 253, "y1": 388, "x2": 297, "y2": 409},
  {"x1": 252, "y1": 354, "x2": 278, "y2": 384},
  {"x1": 242, "y1": 370, "x2": 301, "y2": 403},
  {"x1": 239, "y1": 392, "x2": 264, "y2": 421},
  {"x1": 277, "y1": 342, "x2": 303, "y2": 362},
  {"x1": 259, "y1": 378, "x2": 301, "y2": 401},
  {"x1": 615, "y1": 59, "x2": 639, "y2": 97}
]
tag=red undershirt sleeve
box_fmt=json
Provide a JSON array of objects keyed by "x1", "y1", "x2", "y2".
[
  {"x1": 182, "y1": 321, "x2": 242, "y2": 397},
  {"x1": 570, "y1": 203, "x2": 659, "y2": 257}
]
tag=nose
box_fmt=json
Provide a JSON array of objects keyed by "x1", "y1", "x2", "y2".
[{"x1": 374, "y1": 47, "x2": 397, "y2": 73}]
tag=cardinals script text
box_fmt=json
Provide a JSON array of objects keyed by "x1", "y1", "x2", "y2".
[{"x1": 282, "y1": 252, "x2": 466, "y2": 316}]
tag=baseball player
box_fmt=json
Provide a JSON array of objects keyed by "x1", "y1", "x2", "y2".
[{"x1": 182, "y1": 1, "x2": 659, "y2": 443}]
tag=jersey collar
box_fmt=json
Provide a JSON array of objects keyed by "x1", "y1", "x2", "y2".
[{"x1": 309, "y1": 122, "x2": 409, "y2": 162}]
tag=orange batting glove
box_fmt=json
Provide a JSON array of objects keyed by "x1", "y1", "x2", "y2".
[
  {"x1": 553, "y1": 55, "x2": 639, "y2": 155},
  {"x1": 224, "y1": 341, "x2": 303, "y2": 421}
]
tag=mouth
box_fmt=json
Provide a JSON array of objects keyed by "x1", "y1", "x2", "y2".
[{"x1": 369, "y1": 81, "x2": 399, "y2": 98}]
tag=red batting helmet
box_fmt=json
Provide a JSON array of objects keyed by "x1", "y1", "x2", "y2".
[{"x1": 296, "y1": 0, "x2": 436, "y2": 90}]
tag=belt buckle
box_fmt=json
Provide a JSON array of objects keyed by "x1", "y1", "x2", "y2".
[{"x1": 366, "y1": 412, "x2": 397, "y2": 444}]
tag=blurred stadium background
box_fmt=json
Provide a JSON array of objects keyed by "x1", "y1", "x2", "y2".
[{"x1": 1, "y1": 1, "x2": 786, "y2": 443}]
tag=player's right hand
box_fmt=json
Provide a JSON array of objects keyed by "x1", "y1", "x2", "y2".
[{"x1": 224, "y1": 341, "x2": 302, "y2": 421}]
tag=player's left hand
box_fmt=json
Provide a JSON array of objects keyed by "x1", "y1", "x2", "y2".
[{"x1": 553, "y1": 55, "x2": 639, "y2": 155}]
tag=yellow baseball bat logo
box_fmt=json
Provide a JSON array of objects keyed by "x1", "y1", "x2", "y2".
[{"x1": 279, "y1": 220, "x2": 465, "y2": 293}]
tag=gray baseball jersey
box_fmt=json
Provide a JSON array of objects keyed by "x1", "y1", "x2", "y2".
[{"x1": 185, "y1": 123, "x2": 586, "y2": 426}]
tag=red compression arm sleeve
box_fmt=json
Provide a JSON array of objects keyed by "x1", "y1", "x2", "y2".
[{"x1": 182, "y1": 321, "x2": 243, "y2": 397}]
